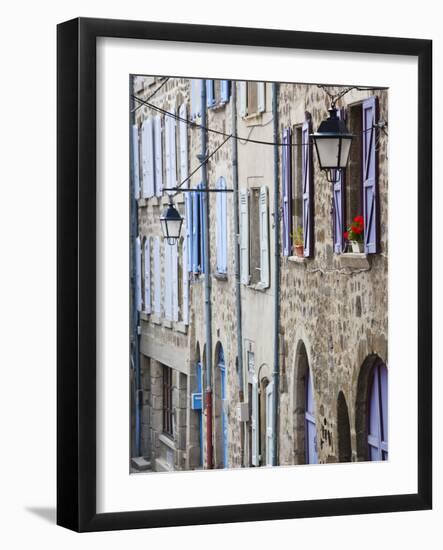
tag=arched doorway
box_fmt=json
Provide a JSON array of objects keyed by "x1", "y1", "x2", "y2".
[
  {"x1": 337, "y1": 391, "x2": 352, "y2": 462},
  {"x1": 356, "y1": 354, "x2": 388, "y2": 461},
  {"x1": 214, "y1": 343, "x2": 228, "y2": 468},
  {"x1": 294, "y1": 341, "x2": 318, "y2": 464}
]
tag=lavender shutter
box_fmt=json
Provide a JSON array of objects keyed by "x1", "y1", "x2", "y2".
[
  {"x1": 192, "y1": 189, "x2": 200, "y2": 273},
  {"x1": 305, "y1": 371, "x2": 318, "y2": 464},
  {"x1": 131, "y1": 125, "x2": 140, "y2": 200},
  {"x1": 220, "y1": 80, "x2": 230, "y2": 103},
  {"x1": 302, "y1": 120, "x2": 314, "y2": 257},
  {"x1": 206, "y1": 80, "x2": 215, "y2": 107},
  {"x1": 368, "y1": 362, "x2": 388, "y2": 461},
  {"x1": 362, "y1": 97, "x2": 379, "y2": 254},
  {"x1": 282, "y1": 128, "x2": 292, "y2": 256},
  {"x1": 198, "y1": 183, "x2": 206, "y2": 273},
  {"x1": 333, "y1": 108, "x2": 346, "y2": 253}
]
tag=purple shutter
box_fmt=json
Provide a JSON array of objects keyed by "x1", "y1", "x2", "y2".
[
  {"x1": 282, "y1": 128, "x2": 292, "y2": 256},
  {"x1": 368, "y1": 362, "x2": 388, "y2": 461},
  {"x1": 305, "y1": 371, "x2": 318, "y2": 464},
  {"x1": 302, "y1": 120, "x2": 314, "y2": 257},
  {"x1": 362, "y1": 97, "x2": 379, "y2": 254},
  {"x1": 333, "y1": 108, "x2": 346, "y2": 253}
]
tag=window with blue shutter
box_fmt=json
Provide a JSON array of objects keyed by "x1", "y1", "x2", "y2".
[
  {"x1": 198, "y1": 183, "x2": 206, "y2": 274},
  {"x1": 362, "y1": 96, "x2": 380, "y2": 254},
  {"x1": 216, "y1": 177, "x2": 228, "y2": 274},
  {"x1": 305, "y1": 370, "x2": 318, "y2": 464},
  {"x1": 302, "y1": 119, "x2": 314, "y2": 257},
  {"x1": 191, "y1": 188, "x2": 200, "y2": 273},
  {"x1": 220, "y1": 80, "x2": 230, "y2": 104},
  {"x1": 206, "y1": 80, "x2": 215, "y2": 108},
  {"x1": 368, "y1": 362, "x2": 388, "y2": 460},
  {"x1": 333, "y1": 108, "x2": 346, "y2": 253},
  {"x1": 282, "y1": 128, "x2": 292, "y2": 256}
]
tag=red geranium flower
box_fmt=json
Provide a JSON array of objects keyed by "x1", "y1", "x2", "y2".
[
  {"x1": 344, "y1": 231, "x2": 349, "y2": 240},
  {"x1": 354, "y1": 215, "x2": 364, "y2": 225}
]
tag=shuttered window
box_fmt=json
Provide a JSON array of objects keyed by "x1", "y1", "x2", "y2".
[
  {"x1": 143, "y1": 237, "x2": 151, "y2": 314},
  {"x1": 368, "y1": 362, "x2": 388, "y2": 460},
  {"x1": 239, "y1": 189, "x2": 249, "y2": 284},
  {"x1": 216, "y1": 177, "x2": 228, "y2": 274},
  {"x1": 154, "y1": 116, "x2": 163, "y2": 197},
  {"x1": 191, "y1": 79, "x2": 202, "y2": 120},
  {"x1": 239, "y1": 81, "x2": 265, "y2": 117},
  {"x1": 131, "y1": 125, "x2": 140, "y2": 200},
  {"x1": 259, "y1": 186, "x2": 270, "y2": 287},
  {"x1": 282, "y1": 128, "x2": 292, "y2": 256},
  {"x1": 179, "y1": 104, "x2": 188, "y2": 186},
  {"x1": 135, "y1": 236, "x2": 142, "y2": 312},
  {"x1": 153, "y1": 237, "x2": 161, "y2": 316},
  {"x1": 302, "y1": 119, "x2": 314, "y2": 257},
  {"x1": 332, "y1": 108, "x2": 346, "y2": 253},
  {"x1": 206, "y1": 80, "x2": 231, "y2": 108},
  {"x1": 142, "y1": 118, "x2": 155, "y2": 198}
]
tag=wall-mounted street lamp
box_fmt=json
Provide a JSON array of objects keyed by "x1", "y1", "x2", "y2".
[
  {"x1": 310, "y1": 107, "x2": 354, "y2": 183},
  {"x1": 160, "y1": 197, "x2": 184, "y2": 245}
]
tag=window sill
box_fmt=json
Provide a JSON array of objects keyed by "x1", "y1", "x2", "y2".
[
  {"x1": 159, "y1": 433, "x2": 176, "y2": 450},
  {"x1": 213, "y1": 271, "x2": 228, "y2": 281},
  {"x1": 140, "y1": 311, "x2": 150, "y2": 321},
  {"x1": 150, "y1": 314, "x2": 162, "y2": 325},
  {"x1": 288, "y1": 255, "x2": 307, "y2": 265},
  {"x1": 173, "y1": 321, "x2": 188, "y2": 334},
  {"x1": 138, "y1": 196, "x2": 161, "y2": 207},
  {"x1": 243, "y1": 112, "x2": 264, "y2": 126},
  {"x1": 247, "y1": 282, "x2": 269, "y2": 292},
  {"x1": 339, "y1": 253, "x2": 371, "y2": 270},
  {"x1": 162, "y1": 319, "x2": 173, "y2": 329},
  {"x1": 208, "y1": 101, "x2": 228, "y2": 112}
]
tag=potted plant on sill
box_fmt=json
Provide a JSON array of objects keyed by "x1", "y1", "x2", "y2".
[
  {"x1": 292, "y1": 226, "x2": 304, "y2": 257},
  {"x1": 344, "y1": 216, "x2": 364, "y2": 253}
]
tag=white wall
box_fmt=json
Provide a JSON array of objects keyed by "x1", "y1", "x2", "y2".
[{"x1": 0, "y1": 0, "x2": 440, "y2": 548}]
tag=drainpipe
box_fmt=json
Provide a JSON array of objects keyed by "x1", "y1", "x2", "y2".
[
  {"x1": 130, "y1": 75, "x2": 141, "y2": 457},
  {"x1": 200, "y1": 80, "x2": 213, "y2": 469},
  {"x1": 231, "y1": 82, "x2": 245, "y2": 466},
  {"x1": 271, "y1": 82, "x2": 280, "y2": 466}
]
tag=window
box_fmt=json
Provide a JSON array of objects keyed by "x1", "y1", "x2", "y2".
[
  {"x1": 189, "y1": 184, "x2": 206, "y2": 274},
  {"x1": 239, "y1": 81, "x2": 265, "y2": 117},
  {"x1": 293, "y1": 125, "x2": 303, "y2": 241},
  {"x1": 239, "y1": 186, "x2": 269, "y2": 287},
  {"x1": 164, "y1": 240, "x2": 178, "y2": 322},
  {"x1": 334, "y1": 97, "x2": 380, "y2": 254},
  {"x1": 368, "y1": 362, "x2": 388, "y2": 461},
  {"x1": 216, "y1": 177, "x2": 228, "y2": 274},
  {"x1": 206, "y1": 80, "x2": 230, "y2": 108},
  {"x1": 141, "y1": 116, "x2": 163, "y2": 199},
  {"x1": 162, "y1": 366, "x2": 173, "y2": 437},
  {"x1": 190, "y1": 79, "x2": 202, "y2": 120},
  {"x1": 135, "y1": 236, "x2": 142, "y2": 312},
  {"x1": 143, "y1": 237, "x2": 151, "y2": 314}
]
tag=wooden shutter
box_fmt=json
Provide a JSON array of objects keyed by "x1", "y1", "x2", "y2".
[
  {"x1": 192, "y1": 190, "x2": 200, "y2": 273},
  {"x1": 220, "y1": 80, "x2": 230, "y2": 103},
  {"x1": 251, "y1": 377, "x2": 259, "y2": 466},
  {"x1": 144, "y1": 238, "x2": 151, "y2": 314},
  {"x1": 131, "y1": 125, "x2": 140, "y2": 200},
  {"x1": 182, "y1": 238, "x2": 189, "y2": 325},
  {"x1": 198, "y1": 184, "x2": 206, "y2": 274},
  {"x1": 302, "y1": 120, "x2": 314, "y2": 257},
  {"x1": 362, "y1": 97, "x2": 379, "y2": 254},
  {"x1": 142, "y1": 118, "x2": 155, "y2": 198},
  {"x1": 171, "y1": 242, "x2": 179, "y2": 322},
  {"x1": 169, "y1": 110, "x2": 177, "y2": 190},
  {"x1": 179, "y1": 104, "x2": 188, "y2": 187},
  {"x1": 153, "y1": 237, "x2": 161, "y2": 316},
  {"x1": 154, "y1": 116, "x2": 163, "y2": 197},
  {"x1": 333, "y1": 109, "x2": 346, "y2": 253},
  {"x1": 216, "y1": 177, "x2": 227, "y2": 273},
  {"x1": 265, "y1": 381, "x2": 274, "y2": 465},
  {"x1": 164, "y1": 241, "x2": 172, "y2": 321},
  {"x1": 191, "y1": 79, "x2": 202, "y2": 119},
  {"x1": 239, "y1": 189, "x2": 249, "y2": 284},
  {"x1": 257, "y1": 82, "x2": 265, "y2": 113},
  {"x1": 135, "y1": 236, "x2": 142, "y2": 312},
  {"x1": 206, "y1": 80, "x2": 215, "y2": 107},
  {"x1": 282, "y1": 128, "x2": 292, "y2": 256},
  {"x1": 185, "y1": 193, "x2": 193, "y2": 272},
  {"x1": 305, "y1": 372, "x2": 318, "y2": 464},
  {"x1": 259, "y1": 186, "x2": 270, "y2": 288},
  {"x1": 239, "y1": 81, "x2": 247, "y2": 117}
]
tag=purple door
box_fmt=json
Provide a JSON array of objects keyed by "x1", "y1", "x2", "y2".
[
  {"x1": 368, "y1": 362, "x2": 388, "y2": 461},
  {"x1": 305, "y1": 371, "x2": 318, "y2": 464}
]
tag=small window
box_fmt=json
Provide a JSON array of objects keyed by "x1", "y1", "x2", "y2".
[
  {"x1": 216, "y1": 177, "x2": 228, "y2": 274},
  {"x1": 162, "y1": 366, "x2": 173, "y2": 437},
  {"x1": 346, "y1": 103, "x2": 363, "y2": 228},
  {"x1": 249, "y1": 188, "x2": 261, "y2": 285},
  {"x1": 240, "y1": 81, "x2": 265, "y2": 117},
  {"x1": 292, "y1": 125, "x2": 303, "y2": 243}
]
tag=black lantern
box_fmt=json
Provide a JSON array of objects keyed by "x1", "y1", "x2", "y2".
[
  {"x1": 160, "y1": 198, "x2": 184, "y2": 245},
  {"x1": 310, "y1": 107, "x2": 353, "y2": 183}
]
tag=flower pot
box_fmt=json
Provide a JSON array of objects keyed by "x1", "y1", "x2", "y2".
[
  {"x1": 350, "y1": 240, "x2": 364, "y2": 253},
  {"x1": 294, "y1": 244, "x2": 304, "y2": 257}
]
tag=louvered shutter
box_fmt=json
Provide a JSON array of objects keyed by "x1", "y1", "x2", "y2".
[
  {"x1": 257, "y1": 82, "x2": 265, "y2": 113},
  {"x1": 164, "y1": 241, "x2": 172, "y2": 321},
  {"x1": 221, "y1": 178, "x2": 227, "y2": 272},
  {"x1": 333, "y1": 108, "x2": 346, "y2": 253},
  {"x1": 239, "y1": 81, "x2": 247, "y2": 117},
  {"x1": 265, "y1": 381, "x2": 274, "y2": 465},
  {"x1": 185, "y1": 193, "x2": 193, "y2": 272},
  {"x1": 171, "y1": 242, "x2": 179, "y2": 322},
  {"x1": 144, "y1": 238, "x2": 151, "y2": 314},
  {"x1": 302, "y1": 120, "x2": 314, "y2": 257},
  {"x1": 153, "y1": 237, "x2": 161, "y2": 316},
  {"x1": 259, "y1": 186, "x2": 270, "y2": 287},
  {"x1": 251, "y1": 377, "x2": 259, "y2": 466},
  {"x1": 362, "y1": 97, "x2": 379, "y2": 254},
  {"x1": 198, "y1": 184, "x2": 206, "y2": 274},
  {"x1": 179, "y1": 104, "x2": 188, "y2": 186},
  {"x1": 169, "y1": 110, "x2": 177, "y2": 190},
  {"x1": 239, "y1": 189, "x2": 249, "y2": 284},
  {"x1": 135, "y1": 236, "x2": 142, "y2": 312},
  {"x1": 182, "y1": 238, "x2": 189, "y2": 324},
  {"x1": 282, "y1": 128, "x2": 292, "y2": 256},
  {"x1": 191, "y1": 79, "x2": 202, "y2": 119},
  {"x1": 192, "y1": 190, "x2": 200, "y2": 273},
  {"x1": 220, "y1": 80, "x2": 230, "y2": 103},
  {"x1": 206, "y1": 80, "x2": 215, "y2": 107},
  {"x1": 131, "y1": 125, "x2": 140, "y2": 200},
  {"x1": 216, "y1": 177, "x2": 227, "y2": 273},
  {"x1": 142, "y1": 119, "x2": 155, "y2": 198},
  {"x1": 154, "y1": 116, "x2": 163, "y2": 197}
]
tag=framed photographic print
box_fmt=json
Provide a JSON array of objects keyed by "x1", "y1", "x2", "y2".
[{"x1": 57, "y1": 17, "x2": 432, "y2": 532}]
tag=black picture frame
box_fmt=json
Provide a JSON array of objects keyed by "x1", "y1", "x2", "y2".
[{"x1": 57, "y1": 17, "x2": 432, "y2": 532}]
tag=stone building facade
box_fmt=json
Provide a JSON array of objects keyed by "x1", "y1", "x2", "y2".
[{"x1": 130, "y1": 75, "x2": 388, "y2": 472}]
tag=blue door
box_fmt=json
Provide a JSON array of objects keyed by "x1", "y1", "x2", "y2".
[
  {"x1": 218, "y1": 347, "x2": 228, "y2": 468},
  {"x1": 305, "y1": 371, "x2": 318, "y2": 464},
  {"x1": 368, "y1": 362, "x2": 388, "y2": 461}
]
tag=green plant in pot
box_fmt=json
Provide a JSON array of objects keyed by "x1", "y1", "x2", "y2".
[
  {"x1": 344, "y1": 215, "x2": 364, "y2": 253},
  {"x1": 292, "y1": 226, "x2": 304, "y2": 257}
]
